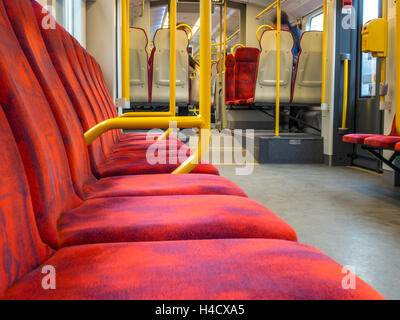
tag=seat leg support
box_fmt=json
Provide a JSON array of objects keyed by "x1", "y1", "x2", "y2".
[{"x1": 362, "y1": 146, "x2": 400, "y2": 174}]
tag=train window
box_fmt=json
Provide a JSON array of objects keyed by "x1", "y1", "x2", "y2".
[
  {"x1": 51, "y1": 0, "x2": 84, "y2": 45},
  {"x1": 360, "y1": 0, "x2": 380, "y2": 97},
  {"x1": 306, "y1": 12, "x2": 324, "y2": 31}
]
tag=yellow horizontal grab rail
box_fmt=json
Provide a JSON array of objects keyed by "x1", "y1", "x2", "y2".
[
  {"x1": 256, "y1": 0, "x2": 278, "y2": 19},
  {"x1": 231, "y1": 44, "x2": 245, "y2": 56},
  {"x1": 256, "y1": 25, "x2": 274, "y2": 42},
  {"x1": 84, "y1": 116, "x2": 204, "y2": 146},
  {"x1": 176, "y1": 24, "x2": 194, "y2": 41},
  {"x1": 211, "y1": 29, "x2": 240, "y2": 47}
]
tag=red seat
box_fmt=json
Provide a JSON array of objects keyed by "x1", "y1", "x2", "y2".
[
  {"x1": 364, "y1": 117, "x2": 399, "y2": 149},
  {"x1": 343, "y1": 117, "x2": 398, "y2": 146},
  {"x1": 58, "y1": 195, "x2": 296, "y2": 247},
  {"x1": 396, "y1": 142, "x2": 400, "y2": 152},
  {"x1": 1, "y1": 0, "x2": 298, "y2": 249},
  {"x1": 225, "y1": 54, "x2": 236, "y2": 105},
  {"x1": 342, "y1": 134, "x2": 377, "y2": 144},
  {"x1": 6, "y1": 0, "x2": 225, "y2": 200},
  {"x1": 233, "y1": 47, "x2": 260, "y2": 105},
  {"x1": 31, "y1": 1, "x2": 218, "y2": 176},
  {"x1": 3, "y1": 239, "x2": 384, "y2": 300},
  {"x1": 364, "y1": 136, "x2": 400, "y2": 149}
]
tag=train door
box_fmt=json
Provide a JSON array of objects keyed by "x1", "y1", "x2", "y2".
[{"x1": 352, "y1": 0, "x2": 383, "y2": 171}]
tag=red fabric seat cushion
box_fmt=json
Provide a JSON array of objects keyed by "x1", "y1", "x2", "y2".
[
  {"x1": 343, "y1": 134, "x2": 377, "y2": 144},
  {"x1": 112, "y1": 139, "x2": 185, "y2": 154},
  {"x1": 57, "y1": 195, "x2": 297, "y2": 247},
  {"x1": 118, "y1": 132, "x2": 160, "y2": 142},
  {"x1": 3, "y1": 239, "x2": 384, "y2": 300},
  {"x1": 364, "y1": 136, "x2": 400, "y2": 149},
  {"x1": 98, "y1": 155, "x2": 219, "y2": 176},
  {"x1": 83, "y1": 174, "x2": 247, "y2": 199}
]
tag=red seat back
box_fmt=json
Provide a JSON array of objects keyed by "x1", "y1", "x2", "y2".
[
  {"x1": 0, "y1": 0, "x2": 83, "y2": 249},
  {"x1": 31, "y1": 1, "x2": 108, "y2": 176},
  {"x1": 4, "y1": 0, "x2": 98, "y2": 198},
  {"x1": 234, "y1": 47, "x2": 260, "y2": 103},
  {"x1": 225, "y1": 54, "x2": 236, "y2": 104},
  {"x1": 389, "y1": 116, "x2": 398, "y2": 136},
  {"x1": 0, "y1": 106, "x2": 51, "y2": 297}
]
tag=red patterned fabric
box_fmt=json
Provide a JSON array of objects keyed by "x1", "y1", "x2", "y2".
[
  {"x1": 5, "y1": 0, "x2": 224, "y2": 202},
  {"x1": 225, "y1": 54, "x2": 236, "y2": 105},
  {"x1": 83, "y1": 174, "x2": 247, "y2": 199},
  {"x1": 234, "y1": 47, "x2": 260, "y2": 104},
  {"x1": 98, "y1": 156, "x2": 219, "y2": 177},
  {"x1": 148, "y1": 47, "x2": 155, "y2": 102},
  {"x1": 343, "y1": 134, "x2": 377, "y2": 144},
  {"x1": 364, "y1": 136, "x2": 400, "y2": 149},
  {"x1": 4, "y1": 0, "x2": 98, "y2": 197},
  {"x1": 32, "y1": 1, "x2": 108, "y2": 174},
  {"x1": 3, "y1": 239, "x2": 384, "y2": 300},
  {"x1": 389, "y1": 116, "x2": 398, "y2": 136},
  {"x1": 0, "y1": 0, "x2": 83, "y2": 248},
  {"x1": 0, "y1": 107, "x2": 52, "y2": 297},
  {"x1": 58, "y1": 196, "x2": 297, "y2": 247},
  {"x1": 343, "y1": 117, "x2": 398, "y2": 145},
  {"x1": 31, "y1": 1, "x2": 219, "y2": 176}
]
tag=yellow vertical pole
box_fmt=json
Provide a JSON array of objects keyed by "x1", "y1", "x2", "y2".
[
  {"x1": 380, "y1": 0, "x2": 388, "y2": 103},
  {"x1": 397, "y1": 0, "x2": 400, "y2": 132},
  {"x1": 275, "y1": 0, "x2": 281, "y2": 136},
  {"x1": 200, "y1": 0, "x2": 211, "y2": 131},
  {"x1": 122, "y1": 0, "x2": 130, "y2": 101},
  {"x1": 223, "y1": 0, "x2": 227, "y2": 73},
  {"x1": 172, "y1": 0, "x2": 211, "y2": 174},
  {"x1": 321, "y1": 0, "x2": 327, "y2": 107},
  {"x1": 169, "y1": 0, "x2": 177, "y2": 116},
  {"x1": 219, "y1": 5, "x2": 223, "y2": 80},
  {"x1": 341, "y1": 59, "x2": 349, "y2": 129},
  {"x1": 380, "y1": 0, "x2": 387, "y2": 104}
]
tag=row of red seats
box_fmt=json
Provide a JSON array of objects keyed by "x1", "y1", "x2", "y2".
[
  {"x1": 0, "y1": 0, "x2": 383, "y2": 299},
  {"x1": 343, "y1": 117, "x2": 400, "y2": 173},
  {"x1": 344, "y1": 117, "x2": 400, "y2": 149}
]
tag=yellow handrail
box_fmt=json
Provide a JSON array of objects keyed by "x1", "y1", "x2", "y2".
[
  {"x1": 231, "y1": 44, "x2": 245, "y2": 56},
  {"x1": 176, "y1": 23, "x2": 193, "y2": 41},
  {"x1": 85, "y1": 0, "x2": 212, "y2": 174},
  {"x1": 321, "y1": 0, "x2": 327, "y2": 107},
  {"x1": 341, "y1": 59, "x2": 349, "y2": 129},
  {"x1": 223, "y1": 0, "x2": 227, "y2": 73},
  {"x1": 256, "y1": 24, "x2": 274, "y2": 42},
  {"x1": 275, "y1": 1, "x2": 281, "y2": 137},
  {"x1": 255, "y1": 0, "x2": 278, "y2": 20},
  {"x1": 169, "y1": 0, "x2": 177, "y2": 117},
  {"x1": 211, "y1": 29, "x2": 240, "y2": 47},
  {"x1": 122, "y1": 0, "x2": 130, "y2": 102},
  {"x1": 380, "y1": 0, "x2": 387, "y2": 105},
  {"x1": 396, "y1": 0, "x2": 400, "y2": 132},
  {"x1": 219, "y1": 4, "x2": 223, "y2": 81}
]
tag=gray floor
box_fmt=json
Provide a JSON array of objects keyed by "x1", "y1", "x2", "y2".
[{"x1": 217, "y1": 164, "x2": 400, "y2": 300}]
